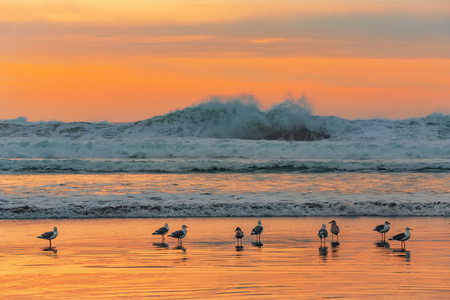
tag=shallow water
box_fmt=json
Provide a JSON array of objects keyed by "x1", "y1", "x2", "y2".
[
  {"x1": 1, "y1": 173, "x2": 449, "y2": 218},
  {"x1": 0, "y1": 217, "x2": 449, "y2": 299}
]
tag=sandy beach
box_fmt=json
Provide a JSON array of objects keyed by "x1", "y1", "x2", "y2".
[{"x1": 0, "y1": 217, "x2": 449, "y2": 299}]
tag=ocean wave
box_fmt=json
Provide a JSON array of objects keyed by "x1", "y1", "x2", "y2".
[
  {"x1": 1, "y1": 98, "x2": 449, "y2": 166},
  {"x1": 0, "y1": 137, "x2": 449, "y2": 161},
  {"x1": 1, "y1": 194, "x2": 448, "y2": 219},
  {"x1": 1, "y1": 98, "x2": 449, "y2": 143}
]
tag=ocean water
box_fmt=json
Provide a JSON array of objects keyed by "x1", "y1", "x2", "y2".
[{"x1": 1, "y1": 99, "x2": 449, "y2": 219}]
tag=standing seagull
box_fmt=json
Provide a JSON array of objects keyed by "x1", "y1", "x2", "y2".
[
  {"x1": 168, "y1": 225, "x2": 188, "y2": 246},
  {"x1": 37, "y1": 227, "x2": 58, "y2": 249},
  {"x1": 389, "y1": 227, "x2": 411, "y2": 251},
  {"x1": 251, "y1": 220, "x2": 264, "y2": 244},
  {"x1": 152, "y1": 223, "x2": 169, "y2": 244},
  {"x1": 318, "y1": 224, "x2": 328, "y2": 245},
  {"x1": 329, "y1": 220, "x2": 340, "y2": 243},
  {"x1": 373, "y1": 221, "x2": 390, "y2": 242},
  {"x1": 235, "y1": 227, "x2": 244, "y2": 248}
]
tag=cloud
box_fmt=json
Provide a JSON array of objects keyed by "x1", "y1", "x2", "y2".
[{"x1": 1, "y1": 9, "x2": 449, "y2": 59}]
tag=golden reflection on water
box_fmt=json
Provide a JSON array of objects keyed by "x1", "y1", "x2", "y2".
[
  {"x1": 0, "y1": 218, "x2": 449, "y2": 299},
  {"x1": 0, "y1": 173, "x2": 449, "y2": 196}
]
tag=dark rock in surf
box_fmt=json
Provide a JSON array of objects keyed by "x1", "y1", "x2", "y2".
[{"x1": 263, "y1": 128, "x2": 330, "y2": 141}]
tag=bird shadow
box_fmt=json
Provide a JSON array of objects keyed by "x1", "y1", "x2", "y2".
[
  {"x1": 153, "y1": 243, "x2": 169, "y2": 248},
  {"x1": 375, "y1": 241, "x2": 390, "y2": 248}
]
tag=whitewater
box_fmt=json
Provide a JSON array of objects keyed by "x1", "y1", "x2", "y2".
[{"x1": 1, "y1": 99, "x2": 449, "y2": 219}]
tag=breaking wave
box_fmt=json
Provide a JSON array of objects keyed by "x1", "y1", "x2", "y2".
[
  {"x1": 1, "y1": 193, "x2": 449, "y2": 219},
  {"x1": 0, "y1": 97, "x2": 449, "y2": 173}
]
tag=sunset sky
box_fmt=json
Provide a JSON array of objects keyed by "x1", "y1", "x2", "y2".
[{"x1": 1, "y1": 0, "x2": 449, "y2": 122}]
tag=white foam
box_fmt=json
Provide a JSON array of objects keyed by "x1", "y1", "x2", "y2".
[{"x1": 1, "y1": 192, "x2": 449, "y2": 219}]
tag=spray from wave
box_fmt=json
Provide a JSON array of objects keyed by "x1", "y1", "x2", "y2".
[{"x1": 135, "y1": 95, "x2": 329, "y2": 141}]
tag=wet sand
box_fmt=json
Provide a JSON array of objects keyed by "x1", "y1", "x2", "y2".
[{"x1": 0, "y1": 217, "x2": 449, "y2": 299}]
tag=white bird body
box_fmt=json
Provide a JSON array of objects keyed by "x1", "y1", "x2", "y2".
[
  {"x1": 169, "y1": 225, "x2": 188, "y2": 245},
  {"x1": 390, "y1": 227, "x2": 411, "y2": 242},
  {"x1": 251, "y1": 220, "x2": 263, "y2": 244},
  {"x1": 37, "y1": 227, "x2": 58, "y2": 240},
  {"x1": 389, "y1": 227, "x2": 411, "y2": 250},
  {"x1": 251, "y1": 220, "x2": 263, "y2": 236},
  {"x1": 153, "y1": 223, "x2": 169, "y2": 236},
  {"x1": 318, "y1": 224, "x2": 328, "y2": 244},
  {"x1": 374, "y1": 221, "x2": 390, "y2": 234},
  {"x1": 37, "y1": 227, "x2": 58, "y2": 249}
]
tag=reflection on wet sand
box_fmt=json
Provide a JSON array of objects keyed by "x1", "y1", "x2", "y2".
[
  {"x1": 172, "y1": 245, "x2": 186, "y2": 251},
  {"x1": 394, "y1": 250, "x2": 411, "y2": 262},
  {"x1": 331, "y1": 241, "x2": 340, "y2": 248},
  {"x1": 43, "y1": 247, "x2": 58, "y2": 253},
  {"x1": 319, "y1": 246, "x2": 328, "y2": 258},
  {"x1": 375, "y1": 241, "x2": 390, "y2": 248},
  {"x1": 0, "y1": 218, "x2": 448, "y2": 299}
]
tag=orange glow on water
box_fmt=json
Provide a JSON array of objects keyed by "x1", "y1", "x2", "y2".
[{"x1": 0, "y1": 218, "x2": 449, "y2": 298}]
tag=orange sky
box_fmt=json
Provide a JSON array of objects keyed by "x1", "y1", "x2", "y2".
[{"x1": 1, "y1": 0, "x2": 449, "y2": 122}]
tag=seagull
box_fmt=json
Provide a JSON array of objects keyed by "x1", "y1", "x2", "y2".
[
  {"x1": 251, "y1": 220, "x2": 263, "y2": 243},
  {"x1": 329, "y1": 220, "x2": 340, "y2": 242},
  {"x1": 168, "y1": 225, "x2": 188, "y2": 246},
  {"x1": 235, "y1": 227, "x2": 244, "y2": 247},
  {"x1": 373, "y1": 221, "x2": 390, "y2": 241},
  {"x1": 152, "y1": 223, "x2": 169, "y2": 244},
  {"x1": 389, "y1": 227, "x2": 411, "y2": 251},
  {"x1": 318, "y1": 224, "x2": 328, "y2": 245},
  {"x1": 37, "y1": 227, "x2": 58, "y2": 249}
]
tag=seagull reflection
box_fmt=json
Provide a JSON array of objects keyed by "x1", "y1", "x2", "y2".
[
  {"x1": 153, "y1": 242, "x2": 169, "y2": 248},
  {"x1": 251, "y1": 241, "x2": 263, "y2": 247},
  {"x1": 319, "y1": 246, "x2": 328, "y2": 257},
  {"x1": 173, "y1": 244, "x2": 186, "y2": 251},
  {"x1": 331, "y1": 241, "x2": 340, "y2": 248},
  {"x1": 393, "y1": 250, "x2": 411, "y2": 262},
  {"x1": 375, "y1": 241, "x2": 390, "y2": 248},
  {"x1": 43, "y1": 247, "x2": 57, "y2": 253}
]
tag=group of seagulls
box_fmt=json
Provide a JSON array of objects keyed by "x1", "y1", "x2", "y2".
[
  {"x1": 318, "y1": 220, "x2": 411, "y2": 250},
  {"x1": 36, "y1": 219, "x2": 412, "y2": 251},
  {"x1": 152, "y1": 223, "x2": 188, "y2": 247},
  {"x1": 318, "y1": 220, "x2": 340, "y2": 245},
  {"x1": 373, "y1": 221, "x2": 412, "y2": 250}
]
